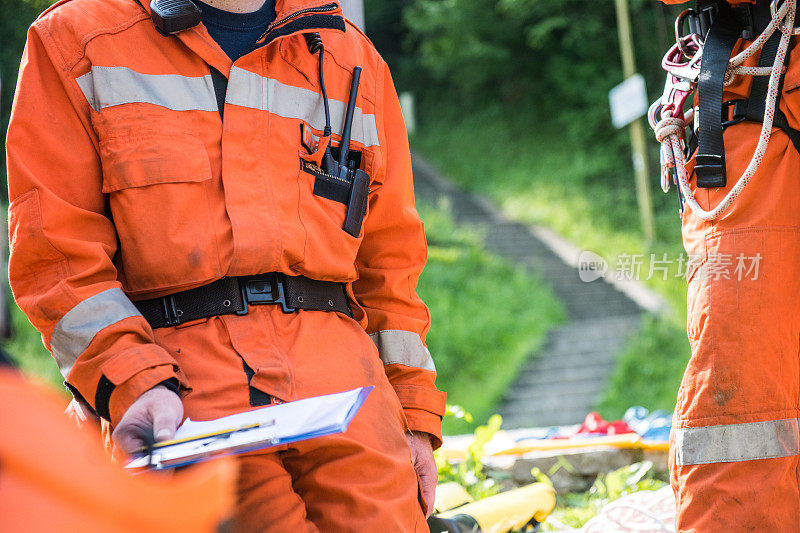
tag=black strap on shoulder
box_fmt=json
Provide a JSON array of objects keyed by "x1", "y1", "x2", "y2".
[
  {"x1": 695, "y1": 3, "x2": 741, "y2": 188},
  {"x1": 209, "y1": 66, "x2": 228, "y2": 120}
]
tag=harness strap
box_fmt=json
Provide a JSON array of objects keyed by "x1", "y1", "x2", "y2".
[{"x1": 695, "y1": 4, "x2": 741, "y2": 188}]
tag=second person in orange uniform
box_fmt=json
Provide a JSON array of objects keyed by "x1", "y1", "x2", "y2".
[{"x1": 657, "y1": 0, "x2": 800, "y2": 530}]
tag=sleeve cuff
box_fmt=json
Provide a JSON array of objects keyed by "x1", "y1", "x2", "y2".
[
  {"x1": 77, "y1": 342, "x2": 182, "y2": 425},
  {"x1": 108, "y1": 364, "x2": 181, "y2": 426},
  {"x1": 404, "y1": 407, "x2": 443, "y2": 450},
  {"x1": 392, "y1": 384, "x2": 447, "y2": 417}
]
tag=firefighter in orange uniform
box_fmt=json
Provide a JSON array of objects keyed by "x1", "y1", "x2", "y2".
[
  {"x1": 6, "y1": 0, "x2": 445, "y2": 530},
  {"x1": 656, "y1": 0, "x2": 800, "y2": 530}
]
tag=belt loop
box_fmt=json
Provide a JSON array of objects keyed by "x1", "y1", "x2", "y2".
[{"x1": 235, "y1": 278, "x2": 250, "y2": 316}]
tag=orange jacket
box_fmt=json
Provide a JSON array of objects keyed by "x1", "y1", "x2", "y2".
[{"x1": 7, "y1": 0, "x2": 445, "y2": 442}]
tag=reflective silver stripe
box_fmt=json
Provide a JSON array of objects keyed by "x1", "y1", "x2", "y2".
[
  {"x1": 76, "y1": 66, "x2": 217, "y2": 112},
  {"x1": 227, "y1": 66, "x2": 380, "y2": 147},
  {"x1": 674, "y1": 418, "x2": 800, "y2": 466},
  {"x1": 369, "y1": 330, "x2": 435, "y2": 372},
  {"x1": 51, "y1": 288, "x2": 142, "y2": 379}
]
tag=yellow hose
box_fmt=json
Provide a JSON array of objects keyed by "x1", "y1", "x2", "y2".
[{"x1": 432, "y1": 483, "x2": 556, "y2": 533}]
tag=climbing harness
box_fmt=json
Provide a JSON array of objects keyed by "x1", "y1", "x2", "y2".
[{"x1": 649, "y1": 0, "x2": 798, "y2": 220}]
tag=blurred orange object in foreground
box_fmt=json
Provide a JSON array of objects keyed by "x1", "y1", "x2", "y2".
[{"x1": 0, "y1": 367, "x2": 236, "y2": 532}]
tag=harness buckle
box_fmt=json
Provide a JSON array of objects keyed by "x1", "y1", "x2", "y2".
[
  {"x1": 721, "y1": 99, "x2": 749, "y2": 129},
  {"x1": 238, "y1": 274, "x2": 297, "y2": 314},
  {"x1": 692, "y1": 4, "x2": 718, "y2": 39}
]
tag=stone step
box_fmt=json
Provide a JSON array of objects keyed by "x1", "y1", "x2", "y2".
[
  {"x1": 500, "y1": 390, "x2": 603, "y2": 417},
  {"x1": 505, "y1": 379, "x2": 607, "y2": 403},
  {"x1": 500, "y1": 410, "x2": 590, "y2": 429},
  {"x1": 513, "y1": 361, "x2": 617, "y2": 387},
  {"x1": 499, "y1": 407, "x2": 598, "y2": 428}
]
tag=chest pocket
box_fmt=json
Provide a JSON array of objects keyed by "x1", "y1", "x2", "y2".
[
  {"x1": 295, "y1": 131, "x2": 375, "y2": 278},
  {"x1": 97, "y1": 122, "x2": 221, "y2": 294}
]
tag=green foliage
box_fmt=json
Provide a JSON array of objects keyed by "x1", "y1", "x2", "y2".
[
  {"x1": 4, "y1": 290, "x2": 62, "y2": 388},
  {"x1": 541, "y1": 461, "x2": 667, "y2": 530},
  {"x1": 412, "y1": 99, "x2": 688, "y2": 310},
  {"x1": 369, "y1": 0, "x2": 686, "y2": 147},
  {"x1": 417, "y1": 202, "x2": 565, "y2": 433},
  {"x1": 1, "y1": 0, "x2": 52, "y2": 197},
  {"x1": 435, "y1": 410, "x2": 502, "y2": 500}
]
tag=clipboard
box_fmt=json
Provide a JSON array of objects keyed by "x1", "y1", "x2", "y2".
[{"x1": 126, "y1": 386, "x2": 373, "y2": 470}]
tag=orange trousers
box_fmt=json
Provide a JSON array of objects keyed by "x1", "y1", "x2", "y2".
[
  {"x1": 673, "y1": 122, "x2": 800, "y2": 531},
  {"x1": 149, "y1": 304, "x2": 427, "y2": 532}
]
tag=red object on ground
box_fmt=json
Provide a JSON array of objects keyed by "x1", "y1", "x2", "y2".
[{"x1": 575, "y1": 412, "x2": 634, "y2": 436}]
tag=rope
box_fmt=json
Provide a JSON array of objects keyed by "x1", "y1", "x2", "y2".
[
  {"x1": 653, "y1": 0, "x2": 796, "y2": 221},
  {"x1": 545, "y1": 486, "x2": 676, "y2": 533}
]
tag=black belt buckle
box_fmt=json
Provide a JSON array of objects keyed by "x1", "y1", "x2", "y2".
[
  {"x1": 238, "y1": 274, "x2": 296, "y2": 314},
  {"x1": 692, "y1": 3, "x2": 718, "y2": 39}
]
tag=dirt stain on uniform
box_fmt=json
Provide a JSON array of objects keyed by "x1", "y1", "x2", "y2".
[{"x1": 187, "y1": 247, "x2": 204, "y2": 268}]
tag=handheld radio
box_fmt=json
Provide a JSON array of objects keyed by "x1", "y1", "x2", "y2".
[{"x1": 150, "y1": 0, "x2": 202, "y2": 35}]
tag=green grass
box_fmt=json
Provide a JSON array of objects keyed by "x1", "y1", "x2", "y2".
[
  {"x1": 417, "y1": 202, "x2": 565, "y2": 434},
  {"x1": 412, "y1": 101, "x2": 691, "y2": 418}
]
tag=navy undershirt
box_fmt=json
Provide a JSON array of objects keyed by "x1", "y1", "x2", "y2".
[{"x1": 194, "y1": 0, "x2": 276, "y2": 62}]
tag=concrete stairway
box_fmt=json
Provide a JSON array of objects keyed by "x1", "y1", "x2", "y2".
[{"x1": 412, "y1": 155, "x2": 651, "y2": 428}]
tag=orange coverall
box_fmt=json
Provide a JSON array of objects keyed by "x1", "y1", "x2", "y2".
[
  {"x1": 6, "y1": 0, "x2": 445, "y2": 529},
  {"x1": 660, "y1": 0, "x2": 800, "y2": 530}
]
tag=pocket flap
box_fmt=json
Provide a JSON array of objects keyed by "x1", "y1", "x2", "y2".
[{"x1": 100, "y1": 135, "x2": 211, "y2": 192}]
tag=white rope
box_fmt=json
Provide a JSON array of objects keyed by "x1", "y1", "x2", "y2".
[
  {"x1": 545, "y1": 487, "x2": 676, "y2": 533},
  {"x1": 653, "y1": 0, "x2": 796, "y2": 221}
]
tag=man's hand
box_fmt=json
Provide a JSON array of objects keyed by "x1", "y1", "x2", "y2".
[
  {"x1": 111, "y1": 385, "x2": 183, "y2": 454},
  {"x1": 407, "y1": 431, "x2": 437, "y2": 516}
]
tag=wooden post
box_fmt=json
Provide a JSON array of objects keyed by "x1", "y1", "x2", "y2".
[{"x1": 615, "y1": 0, "x2": 656, "y2": 245}]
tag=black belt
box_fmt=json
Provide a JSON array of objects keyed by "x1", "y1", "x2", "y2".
[{"x1": 133, "y1": 273, "x2": 353, "y2": 329}]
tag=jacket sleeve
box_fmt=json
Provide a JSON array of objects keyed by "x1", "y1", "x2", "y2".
[
  {"x1": 6, "y1": 23, "x2": 183, "y2": 426},
  {"x1": 351, "y1": 60, "x2": 446, "y2": 448}
]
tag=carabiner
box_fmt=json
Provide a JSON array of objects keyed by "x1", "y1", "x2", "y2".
[
  {"x1": 675, "y1": 9, "x2": 701, "y2": 56},
  {"x1": 663, "y1": 36, "x2": 703, "y2": 83}
]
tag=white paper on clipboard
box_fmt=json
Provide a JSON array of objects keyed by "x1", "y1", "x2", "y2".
[{"x1": 126, "y1": 386, "x2": 373, "y2": 470}]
